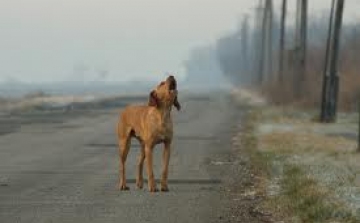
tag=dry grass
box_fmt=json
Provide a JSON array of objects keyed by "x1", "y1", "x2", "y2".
[
  {"x1": 267, "y1": 164, "x2": 357, "y2": 223},
  {"x1": 259, "y1": 36, "x2": 360, "y2": 112},
  {"x1": 260, "y1": 131, "x2": 356, "y2": 154},
  {"x1": 231, "y1": 88, "x2": 267, "y2": 107},
  {"x1": 231, "y1": 15, "x2": 360, "y2": 111},
  {"x1": 239, "y1": 109, "x2": 273, "y2": 176},
  {"x1": 241, "y1": 106, "x2": 360, "y2": 222},
  {"x1": 0, "y1": 94, "x2": 98, "y2": 113}
]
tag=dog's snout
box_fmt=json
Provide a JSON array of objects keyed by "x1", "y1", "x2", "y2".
[
  {"x1": 167, "y1": 75, "x2": 175, "y2": 83},
  {"x1": 169, "y1": 82, "x2": 176, "y2": 90},
  {"x1": 167, "y1": 76, "x2": 177, "y2": 90}
]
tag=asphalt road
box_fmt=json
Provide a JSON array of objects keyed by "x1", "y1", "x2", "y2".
[{"x1": 0, "y1": 93, "x2": 242, "y2": 223}]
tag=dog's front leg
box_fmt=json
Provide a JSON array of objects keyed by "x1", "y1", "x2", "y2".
[
  {"x1": 136, "y1": 145, "x2": 145, "y2": 189},
  {"x1": 161, "y1": 141, "x2": 171, "y2": 192},
  {"x1": 145, "y1": 145, "x2": 158, "y2": 192}
]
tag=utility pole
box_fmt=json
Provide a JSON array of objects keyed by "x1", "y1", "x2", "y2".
[
  {"x1": 256, "y1": 0, "x2": 265, "y2": 85},
  {"x1": 299, "y1": 0, "x2": 307, "y2": 93},
  {"x1": 293, "y1": 0, "x2": 307, "y2": 98},
  {"x1": 241, "y1": 15, "x2": 249, "y2": 82},
  {"x1": 294, "y1": 0, "x2": 301, "y2": 49},
  {"x1": 328, "y1": 0, "x2": 345, "y2": 122},
  {"x1": 358, "y1": 101, "x2": 360, "y2": 152},
  {"x1": 320, "y1": 0, "x2": 345, "y2": 123},
  {"x1": 279, "y1": 0, "x2": 287, "y2": 83},
  {"x1": 258, "y1": 0, "x2": 273, "y2": 84},
  {"x1": 265, "y1": 0, "x2": 273, "y2": 81},
  {"x1": 320, "y1": 0, "x2": 336, "y2": 122}
]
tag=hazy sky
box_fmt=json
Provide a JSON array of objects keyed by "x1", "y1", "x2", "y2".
[{"x1": 0, "y1": 0, "x2": 359, "y2": 83}]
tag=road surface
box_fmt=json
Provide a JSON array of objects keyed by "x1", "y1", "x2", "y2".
[{"x1": 0, "y1": 93, "x2": 254, "y2": 223}]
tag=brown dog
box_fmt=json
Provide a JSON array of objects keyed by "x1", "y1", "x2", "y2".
[{"x1": 116, "y1": 75, "x2": 181, "y2": 192}]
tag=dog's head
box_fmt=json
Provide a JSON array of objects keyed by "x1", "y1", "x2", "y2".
[{"x1": 148, "y1": 75, "x2": 181, "y2": 111}]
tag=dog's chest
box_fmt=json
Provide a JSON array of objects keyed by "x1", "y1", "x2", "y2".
[
  {"x1": 142, "y1": 111, "x2": 173, "y2": 143},
  {"x1": 154, "y1": 122, "x2": 172, "y2": 141}
]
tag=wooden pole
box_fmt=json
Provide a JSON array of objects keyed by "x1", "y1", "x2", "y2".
[
  {"x1": 358, "y1": 100, "x2": 360, "y2": 152},
  {"x1": 254, "y1": 0, "x2": 265, "y2": 85},
  {"x1": 294, "y1": 0, "x2": 307, "y2": 99},
  {"x1": 300, "y1": 0, "x2": 308, "y2": 87},
  {"x1": 265, "y1": 0, "x2": 273, "y2": 82},
  {"x1": 320, "y1": 0, "x2": 336, "y2": 122},
  {"x1": 327, "y1": 0, "x2": 345, "y2": 122},
  {"x1": 259, "y1": 0, "x2": 266, "y2": 84},
  {"x1": 241, "y1": 16, "x2": 249, "y2": 82},
  {"x1": 279, "y1": 0, "x2": 287, "y2": 83},
  {"x1": 260, "y1": 0, "x2": 273, "y2": 84},
  {"x1": 293, "y1": 0, "x2": 304, "y2": 98},
  {"x1": 320, "y1": 0, "x2": 345, "y2": 123}
]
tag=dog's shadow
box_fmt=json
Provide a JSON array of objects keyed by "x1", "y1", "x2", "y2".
[
  {"x1": 123, "y1": 179, "x2": 221, "y2": 185},
  {"x1": 85, "y1": 143, "x2": 222, "y2": 186},
  {"x1": 85, "y1": 143, "x2": 141, "y2": 148}
]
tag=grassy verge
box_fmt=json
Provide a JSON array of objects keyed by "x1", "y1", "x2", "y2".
[
  {"x1": 240, "y1": 110, "x2": 273, "y2": 178},
  {"x1": 278, "y1": 164, "x2": 355, "y2": 223},
  {"x1": 241, "y1": 108, "x2": 359, "y2": 223}
]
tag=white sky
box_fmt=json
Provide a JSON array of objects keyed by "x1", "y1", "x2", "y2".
[{"x1": 0, "y1": 0, "x2": 359, "y2": 83}]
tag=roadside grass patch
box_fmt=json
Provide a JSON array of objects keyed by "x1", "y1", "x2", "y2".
[
  {"x1": 259, "y1": 131, "x2": 356, "y2": 154},
  {"x1": 240, "y1": 110, "x2": 273, "y2": 177},
  {"x1": 278, "y1": 165, "x2": 356, "y2": 223},
  {"x1": 241, "y1": 108, "x2": 359, "y2": 222}
]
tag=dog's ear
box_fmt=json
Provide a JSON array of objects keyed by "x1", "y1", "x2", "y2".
[
  {"x1": 148, "y1": 90, "x2": 158, "y2": 107},
  {"x1": 173, "y1": 96, "x2": 181, "y2": 111}
]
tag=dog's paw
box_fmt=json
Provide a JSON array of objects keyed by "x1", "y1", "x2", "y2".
[
  {"x1": 149, "y1": 187, "x2": 159, "y2": 193},
  {"x1": 160, "y1": 187, "x2": 169, "y2": 192},
  {"x1": 136, "y1": 181, "x2": 144, "y2": 189},
  {"x1": 119, "y1": 185, "x2": 130, "y2": 191}
]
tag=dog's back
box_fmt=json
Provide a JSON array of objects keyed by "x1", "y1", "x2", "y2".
[{"x1": 117, "y1": 105, "x2": 156, "y2": 140}]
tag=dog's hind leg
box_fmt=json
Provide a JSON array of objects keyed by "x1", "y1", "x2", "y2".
[
  {"x1": 161, "y1": 141, "x2": 171, "y2": 192},
  {"x1": 136, "y1": 143, "x2": 145, "y2": 189},
  {"x1": 118, "y1": 134, "x2": 131, "y2": 191}
]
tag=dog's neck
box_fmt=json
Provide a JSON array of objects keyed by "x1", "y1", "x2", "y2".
[{"x1": 156, "y1": 106, "x2": 172, "y2": 123}]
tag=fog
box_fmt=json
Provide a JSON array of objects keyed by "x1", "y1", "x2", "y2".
[{"x1": 0, "y1": 0, "x2": 359, "y2": 96}]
